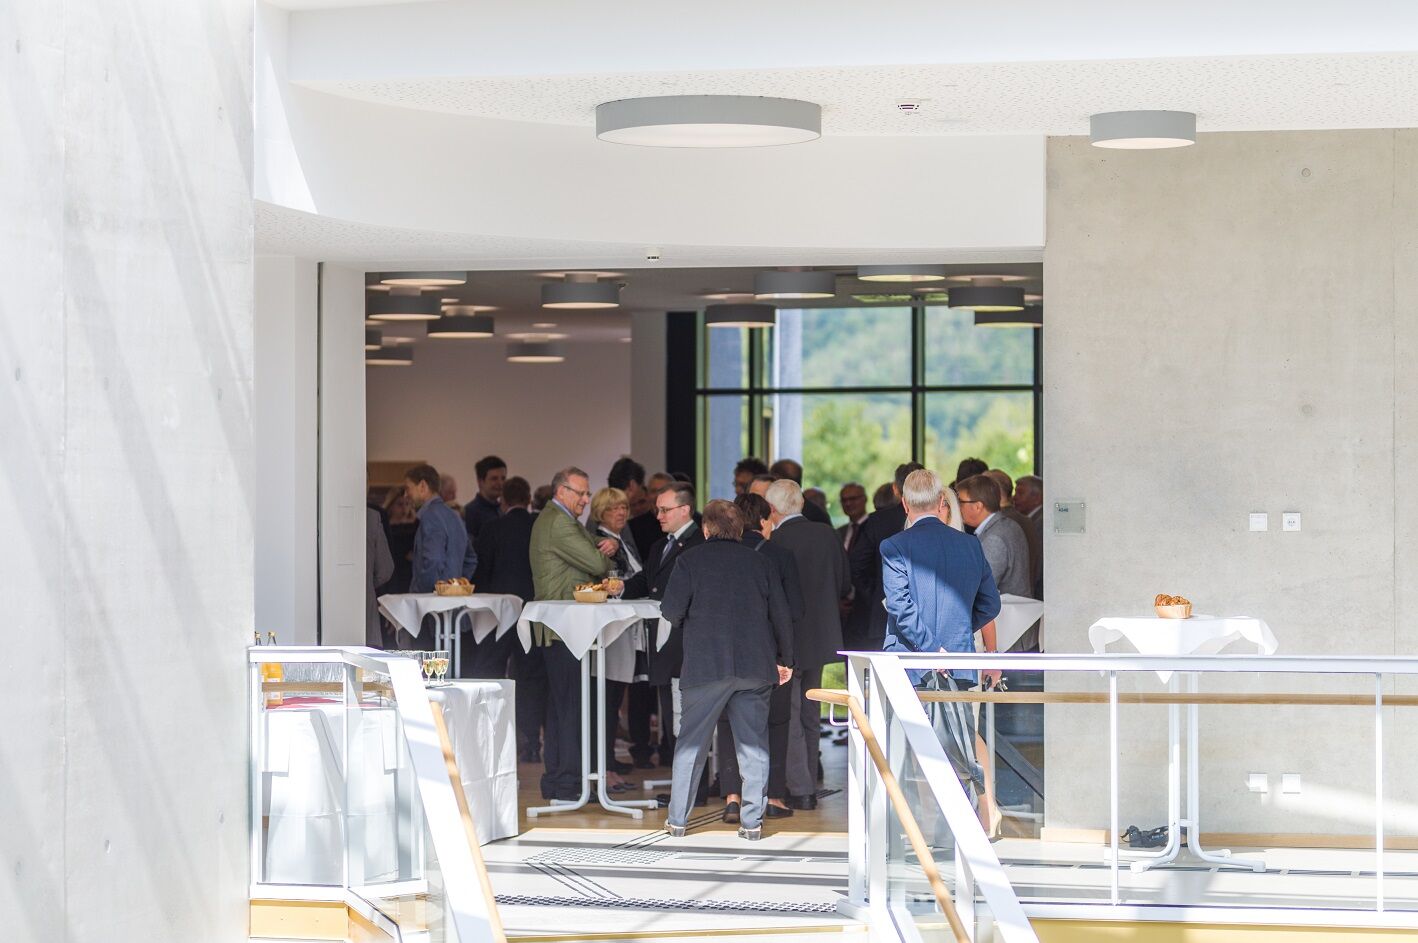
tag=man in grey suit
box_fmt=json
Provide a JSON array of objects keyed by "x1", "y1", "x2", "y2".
[
  {"x1": 366, "y1": 508, "x2": 395, "y2": 648},
  {"x1": 765, "y1": 478, "x2": 850, "y2": 809},
  {"x1": 957, "y1": 474, "x2": 1033, "y2": 598},
  {"x1": 660, "y1": 500, "x2": 795, "y2": 841}
]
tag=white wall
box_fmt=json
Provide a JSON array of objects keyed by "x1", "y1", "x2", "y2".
[
  {"x1": 255, "y1": 256, "x2": 319, "y2": 644},
  {"x1": 1044, "y1": 129, "x2": 1418, "y2": 836},
  {"x1": 319, "y1": 264, "x2": 369, "y2": 645},
  {"x1": 366, "y1": 340, "x2": 633, "y2": 500},
  {"x1": 0, "y1": 0, "x2": 252, "y2": 939}
]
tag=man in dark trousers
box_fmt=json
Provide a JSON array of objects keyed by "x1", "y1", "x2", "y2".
[
  {"x1": 847, "y1": 462, "x2": 923, "y2": 654},
  {"x1": 765, "y1": 478, "x2": 849, "y2": 810},
  {"x1": 622, "y1": 481, "x2": 703, "y2": 765},
  {"x1": 471, "y1": 476, "x2": 544, "y2": 761},
  {"x1": 660, "y1": 499, "x2": 794, "y2": 841}
]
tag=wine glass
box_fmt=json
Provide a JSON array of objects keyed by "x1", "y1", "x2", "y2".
[
  {"x1": 606, "y1": 567, "x2": 625, "y2": 600},
  {"x1": 431, "y1": 650, "x2": 451, "y2": 686},
  {"x1": 419, "y1": 652, "x2": 436, "y2": 685}
]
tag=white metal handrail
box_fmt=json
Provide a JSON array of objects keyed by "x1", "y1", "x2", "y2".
[
  {"x1": 249, "y1": 645, "x2": 503, "y2": 943},
  {"x1": 846, "y1": 650, "x2": 1417, "y2": 928}
]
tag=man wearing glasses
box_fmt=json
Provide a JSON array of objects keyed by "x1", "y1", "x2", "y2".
[
  {"x1": 529, "y1": 466, "x2": 619, "y2": 801},
  {"x1": 624, "y1": 482, "x2": 704, "y2": 765}
]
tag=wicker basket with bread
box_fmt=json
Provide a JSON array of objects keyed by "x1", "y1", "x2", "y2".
[
  {"x1": 1154, "y1": 593, "x2": 1192, "y2": 619},
  {"x1": 435, "y1": 577, "x2": 475, "y2": 597}
]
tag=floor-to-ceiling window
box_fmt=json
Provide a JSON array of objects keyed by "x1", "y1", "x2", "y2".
[{"x1": 698, "y1": 304, "x2": 1040, "y2": 521}]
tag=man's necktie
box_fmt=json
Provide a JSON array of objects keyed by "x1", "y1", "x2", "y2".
[{"x1": 660, "y1": 538, "x2": 675, "y2": 564}]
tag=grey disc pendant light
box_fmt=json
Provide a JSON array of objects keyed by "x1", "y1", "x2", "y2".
[
  {"x1": 427, "y1": 313, "x2": 495, "y2": 338},
  {"x1": 596, "y1": 95, "x2": 821, "y2": 148},
  {"x1": 949, "y1": 277, "x2": 1025, "y2": 312},
  {"x1": 754, "y1": 270, "x2": 835, "y2": 300},
  {"x1": 364, "y1": 327, "x2": 382, "y2": 351},
  {"x1": 377, "y1": 271, "x2": 467, "y2": 287},
  {"x1": 857, "y1": 264, "x2": 949, "y2": 283},
  {"x1": 507, "y1": 341, "x2": 566, "y2": 363},
  {"x1": 542, "y1": 273, "x2": 620, "y2": 309},
  {"x1": 975, "y1": 305, "x2": 1043, "y2": 328},
  {"x1": 366, "y1": 346, "x2": 414, "y2": 366},
  {"x1": 705, "y1": 303, "x2": 776, "y2": 328},
  {"x1": 368, "y1": 293, "x2": 440, "y2": 321},
  {"x1": 1090, "y1": 111, "x2": 1196, "y2": 149}
]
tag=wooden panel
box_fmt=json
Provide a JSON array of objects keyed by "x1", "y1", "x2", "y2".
[{"x1": 248, "y1": 900, "x2": 346, "y2": 940}]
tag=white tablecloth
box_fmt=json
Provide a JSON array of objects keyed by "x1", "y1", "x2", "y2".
[
  {"x1": 1088, "y1": 615, "x2": 1278, "y2": 679},
  {"x1": 261, "y1": 680, "x2": 517, "y2": 886},
  {"x1": 996, "y1": 594, "x2": 1045, "y2": 652},
  {"x1": 517, "y1": 599, "x2": 669, "y2": 660},
  {"x1": 378, "y1": 592, "x2": 524, "y2": 642}
]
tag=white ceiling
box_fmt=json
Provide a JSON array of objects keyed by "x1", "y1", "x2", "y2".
[{"x1": 303, "y1": 53, "x2": 1418, "y2": 136}]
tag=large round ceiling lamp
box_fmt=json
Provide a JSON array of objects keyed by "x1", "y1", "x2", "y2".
[
  {"x1": 507, "y1": 341, "x2": 566, "y2": 363},
  {"x1": 364, "y1": 327, "x2": 382, "y2": 351},
  {"x1": 366, "y1": 346, "x2": 414, "y2": 366},
  {"x1": 596, "y1": 95, "x2": 821, "y2": 148},
  {"x1": 754, "y1": 270, "x2": 835, "y2": 301},
  {"x1": 427, "y1": 313, "x2": 495, "y2": 338},
  {"x1": 976, "y1": 305, "x2": 1043, "y2": 328},
  {"x1": 541, "y1": 273, "x2": 620, "y2": 309},
  {"x1": 948, "y1": 277, "x2": 1025, "y2": 312},
  {"x1": 857, "y1": 264, "x2": 949, "y2": 283},
  {"x1": 377, "y1": 271, "x2": 467, "y2": 287},
  {"x1": 368, "y1": 293, "x2": 440, "y2": 321},
  {"x1": 1090, "y1": 110, "x2": 1196, "y2": 149},
  {"x1": 705, "y1": 303, "x2": 776, "y2": 329}
]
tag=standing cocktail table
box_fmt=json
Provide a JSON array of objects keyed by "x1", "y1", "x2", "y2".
[{"x1": 377, "y1": 593, "x2": 524, "y2": 678}]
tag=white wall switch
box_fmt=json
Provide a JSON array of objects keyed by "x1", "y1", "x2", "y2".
[
  {"x1": 1249, "y1": 512, "x2": 1269, "y2": 532},
  {"x1": 1246, "y1": 772, "x2": 1269, "y2": 793},
  {"x1": 1283, "y1": 512, "x2": 1301, "y2": 532},
  {"x1": 1281, "y1": 773, "x2": 1302, "y2": 794}
]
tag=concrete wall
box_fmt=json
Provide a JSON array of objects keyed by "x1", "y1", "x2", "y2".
[
  {"x1": 1044, "y1": 130, "x2": 1418, "y2": 835},
  {"x1": 255, "y1": 256, "x2": 319, "y2": 645},
  {"x1": 365, "y1": 340, "x2": 633, "y2": 502},
  {"x1": 630, "y1": 312, "x2": 668, "y2": 473},
  {"x1": 0, "y1": 1, "x2": 253, "y2": 940}
]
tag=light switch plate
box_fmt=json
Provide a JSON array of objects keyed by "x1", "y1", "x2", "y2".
[
  {"x1": 1283, "y1": 512, "x2": 1301, "y2": 532},
  {"x1": 1053, "y1": 500, "x2": 1085, "y2": 535},
  {"x1": 1281, "y1": 773, "x2": 1302, "y2": 794},
  {"x1": 1249, "y1": 512, "x2": 1269, "y2": 532}
]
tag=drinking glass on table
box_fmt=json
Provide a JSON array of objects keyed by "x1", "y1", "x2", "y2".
[
  {"x1": 430, "y1": 650, "x2": 451, "y2": 685},
  {"x1": 418, "y1": 651, "x2": 436, "y2": 685},
  {"x1": 605, "y1": 568, "x2": 625, "y2": 600}
]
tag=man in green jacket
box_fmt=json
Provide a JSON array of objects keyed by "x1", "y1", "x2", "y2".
[{"x1": 530, "y1": 465, "x2": 617, "y2": 800}]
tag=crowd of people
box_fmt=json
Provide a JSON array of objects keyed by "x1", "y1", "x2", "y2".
[{"x1": 364, "y1": 451, "x2": 1045, "y2": 841}]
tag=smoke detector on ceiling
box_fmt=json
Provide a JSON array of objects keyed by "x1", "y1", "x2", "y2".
[{"x1": 895, "y1": 100, "x2": 924, "y2": 114}]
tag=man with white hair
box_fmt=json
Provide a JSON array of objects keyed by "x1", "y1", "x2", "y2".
[
  {"x1": 765, "y1": 478, "x2": 849, "y2": 810},
  {"x1": 880, "y1": 469, "x2": 1001, "y2": 810}
]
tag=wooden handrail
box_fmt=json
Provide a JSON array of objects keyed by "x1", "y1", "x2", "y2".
[
  {"x1": 430, "y1": 702, "x2": 508, "y2": 943},
  {"x1": 804, "y1": 690, "x2": 970, "y2": 942}
]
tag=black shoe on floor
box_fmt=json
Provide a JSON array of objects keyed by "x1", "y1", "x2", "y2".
[
  {"x1": 788, "y1": 794, "x2": 818, "y2": 811},
  {"x1": 723, "y1": 801, "x2": 741, "y2": 824},
  {"x1": 764, "y1": 804, "x2": 794, "y2": 819}
]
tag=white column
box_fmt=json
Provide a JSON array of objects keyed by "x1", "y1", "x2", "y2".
[
  {"x1": 319, "y1": 263, "x2": 369, "y2": 644},
  {"x1": 255, "y1": 255, "x2": 319, "y2": 644}
]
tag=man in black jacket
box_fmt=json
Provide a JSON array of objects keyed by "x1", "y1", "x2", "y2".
[
  {"x1": 847, "y1": 462, "x2": 922, "y2": 653},
  {"x1": 470, "y1": 476, "x2": 544, "y2": 761},
  {"x1": 766, "y1": 478, "x2": 850, "y2": 810},
  {"x1": 769, "y1": 458, "x2": 833, "y2": 526},
  {"x1": 660, "y1": 500, "x2": 794, "y2": 841},
  {"x1": 622, "y1": 481, "x2": 703, "y2": 764}
]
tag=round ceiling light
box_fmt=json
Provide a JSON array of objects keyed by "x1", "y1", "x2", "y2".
[
  {"x1": 507, "y1": 341, "x2": 566, "y2": 363},
  {"x1": 596, "y1": 95, "x2": 821, "y2": 148},
  {"x1": 366, "y1": 346, "x2": 414, "y2": 366},
  {"x1": 975, "y1": 305, "x2": 1043, "y2": 329},
  {"x1": 1090, "y1": 110, "x2": 1196, "y2": 149},
  {"x1": 427, "y1": 314, "x2": 495, "y2": 339},
  {"x1": 364, "y1": 327, "x2": 382, "y2": 351},
  {"x1": 948, "y1": 277, "x2": 1025, "y2": 312},
  {"x1": 368, "y1": 293, "x2": 440, "y2": 321},
  {"x1": 377, "y1": 271, "x2": 467, "y2": 287},
  {"x1": 542, "y1": 273, "x2": 620, "y2": 309},
  {"x1": 753, "y1": 270, "x2": 835, "y2": 301},
  {"x1": 705, "y1": 303, "x2": 776, "y2": 329},
  {"x1": 857, "y1": 264, "x2": 949, "y2": 283}
]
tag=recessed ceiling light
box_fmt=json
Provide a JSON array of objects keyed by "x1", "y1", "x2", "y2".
[
  {"x1": 427, "y1": 314, "x2": 496, "y2": 339},
  {"x1": 532, "y1": 322, "x2": 558, "y2": 329},
  {"x1": 949, "y1": 277, "x2": 1025, "y2": 312},
  {"x1": 367, "y1": 293, "x2": 440, "y2": 321},
  {"x1": 542, "y1": 273, "x2": 620, "y2": 309},
  {"x1": 364, "y1": 327, "x2": 382, "y2": 351},
  {"x1": 507, "y1": 341, "x2": 566, "y2": 363},
  {"x1": 1090, "y1": 110, "x2": 1196, "y2": 149},
  {"x1": 366, "y1": 346, "x2": 415, "y2": 366},
  {"x1": 705, "y1": 303, "x2": 776, "y2": 328},
  {"x1": 754, "y1": 270, "x2": 834, "y2": 300},
  {"x1": 976, "y1": 305, "x2": 1043, "y2": 329},
  {"x1": 596, "y1": 95, "x2": 821, "y2": 148},
  {"x1": 505, "y1": 332, "x2": 569, "y2": 341},
  {"x1": 378, "y1": 271, "x2": 467, "y2": 287},
  {"x1": 857, "y1": 264, "x2": 949, "y2": 283}
]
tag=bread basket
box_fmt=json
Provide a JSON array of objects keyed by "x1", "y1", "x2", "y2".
[
  {"x1": 573, "y1": 589, "x2": 608, "y2": 604},
  {"x1": 1155, "y1": 603, "x2": 1192, "y2": 619},
  {"x1": 434, "y1": 579, "x2": 475, "y2": 597}
]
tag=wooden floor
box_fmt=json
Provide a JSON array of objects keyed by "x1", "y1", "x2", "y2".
[{"x1": 512, "y1": 729, "x2": 854, "y2": 835}]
